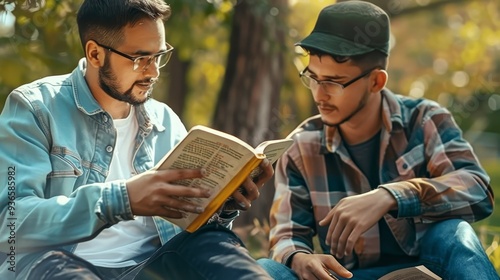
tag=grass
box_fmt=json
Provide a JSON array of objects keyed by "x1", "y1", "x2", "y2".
[
  {"x1": 236, "y1": 159, "x2": 500, "y2": 275},
  {"x1": 473, "y1": 159, "x2": 500, "y2": 274}
]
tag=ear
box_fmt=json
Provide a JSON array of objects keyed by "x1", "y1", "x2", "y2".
[
  {"x1": 370, "y1": 69, "x2": 388, "y2": 93},
  {"x1": 85, "y1": 40, "x2": 105, "y2": 69}
]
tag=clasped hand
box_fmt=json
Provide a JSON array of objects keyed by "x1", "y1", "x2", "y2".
[
  {"x1": 126, "y1": 159, "x2": 273, "y2": 218},
  {"x1": 319, "y1": 188, "x2": 396, "y2": 259},
  {"x1": 291, "y1": 188, "x2": 397, "y2": 279}
]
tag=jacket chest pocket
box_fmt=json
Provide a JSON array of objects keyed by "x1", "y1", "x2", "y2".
[
  {"x1": 395, "y1": 143, "x2": 425, "y2": 180},
  {"x1": 46, "y1": 147, "x2": 84, "y2": 197}
]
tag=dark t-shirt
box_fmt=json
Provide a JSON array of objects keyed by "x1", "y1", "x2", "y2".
[{"x1": 344, "y1": 130, "x2": 406, "y2": 259}]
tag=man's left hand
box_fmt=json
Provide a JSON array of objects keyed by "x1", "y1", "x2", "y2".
[{"x1": 222, "y1": 159, "x2": 273, "y2": 211}]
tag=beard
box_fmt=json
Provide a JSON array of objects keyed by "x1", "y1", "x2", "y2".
[
  {"x1": 98, "y1": 59, "x2": 153, "y2": 106},
  {"x1": 320, "y1": 89, "x2": 371, "y2": 127}
]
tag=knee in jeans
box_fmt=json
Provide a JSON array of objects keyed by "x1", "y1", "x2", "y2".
[
  {"x1": 27, "y1": 250, "x2": 100, "y2": 280},
  {"x1": 424, "y1": 219, "x2": 480, "y2": 252},
  {"x1": 256, "y1": 258, "x2": 275, "y2": 267},
  {"x1": 256, "y1": 258, "x2": 297, "y2": 279}
]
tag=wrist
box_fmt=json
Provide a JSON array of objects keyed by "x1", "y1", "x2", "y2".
[
  {"x1": 219, "y1": 210, "x2": 238, "y2": 218},
  {"x1": 287, "y1": 250, "x2": 311, "y2": 268},
  {"x1": 377, "y1": 187, "x2": 398, "y2": 211}
]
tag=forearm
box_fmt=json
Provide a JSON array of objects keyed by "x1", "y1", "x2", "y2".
[
  {"x1": 0, "y1": 180, "x2": 134, "y2": 253},
  {"x1": 269, "y1": 192, "x2": 317, "y2": 265},
  {"x1": 270, "y1": 152, "x2": 318, "y2": 263},
  {"x1": 381, "y1": 168, "x2": 493, "y2": 222},
  {"x1": 269, "y1": 234, "x2": 315, "y2": 265},
  {"x1": 381, "y1": 108, "x2": 494, "y2": 222}
]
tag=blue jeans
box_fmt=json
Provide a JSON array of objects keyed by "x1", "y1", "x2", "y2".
[
  {"x1": 26, "y1": 223, "x2": 288, "y2": 280},
  {"x1": 259, "y1": 219, "x2": 499, "y2": 280}
]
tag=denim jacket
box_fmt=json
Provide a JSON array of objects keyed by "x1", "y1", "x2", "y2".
[{"x1": 0, "y1": 59, "x2": 235, "y2": 279}]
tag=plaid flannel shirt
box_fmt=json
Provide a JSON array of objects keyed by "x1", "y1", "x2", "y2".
[{"x1": 269, "y1": 89, "x2": 494, "y2": 269}]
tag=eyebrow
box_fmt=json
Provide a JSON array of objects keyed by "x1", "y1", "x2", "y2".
[
  {"x1": 131, "y1": 45, "x2": 169, "y2": 56},
  {"x1": 133, "y1": 50, "x2": 152, "y2": 56},
  {"x1": 307, "y1": 68, "x2": 346, "y2": 80},
  {"x1": 133, "y1": 49, "x2": 165, "y2": 56}
]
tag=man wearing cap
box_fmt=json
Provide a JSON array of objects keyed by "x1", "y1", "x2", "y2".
[{"x1": 265, "y1": 1, "x2": 497, "y2": 279}]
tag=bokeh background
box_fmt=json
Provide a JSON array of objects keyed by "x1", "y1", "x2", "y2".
[{"x1": 1, "y1": 0, "x2": 499, "y2": 274}]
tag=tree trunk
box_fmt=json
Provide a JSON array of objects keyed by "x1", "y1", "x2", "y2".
[
  {"x1": 165, "y1": 52, "x2": 190, "y2": 117},
  {"x1": 212, "y1": 0, "x2": 288, "y2": 227}
]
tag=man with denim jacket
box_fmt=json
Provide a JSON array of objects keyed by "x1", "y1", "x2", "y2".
[
  {"x1": 264, "y1": 1, "x2": 497, "y2": 279},
  {"x1": 0, "y1": 0, "x2": 295, "y2": 279}
]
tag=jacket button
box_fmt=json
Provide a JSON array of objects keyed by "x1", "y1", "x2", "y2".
[
  {"x1": 106, "y1": 145, "x2": 113, "y2": 153},
  {"x1": 103, "y1": 115, "x2": 109, "y2": 123},
  {"x1": 402, "y1": 163, "x2": 408, "y2": 169}
]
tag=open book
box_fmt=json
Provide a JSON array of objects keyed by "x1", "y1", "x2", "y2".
[
  {"x1": 152, "y1": 125, "x2": 294, "y2": 232},
  {"x1": 378, "y1": 265, "x2": 441, "y2": 280}
]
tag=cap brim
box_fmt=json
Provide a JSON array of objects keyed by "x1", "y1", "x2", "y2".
[{"x1": 296, "y1": 32, "x2": 376, "y2": 57}]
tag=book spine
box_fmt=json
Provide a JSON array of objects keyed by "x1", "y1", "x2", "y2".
[{"x1": 185, "y1": 156, "x2": 263, "y2": 232}]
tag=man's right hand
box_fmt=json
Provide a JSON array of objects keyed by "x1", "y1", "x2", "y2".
[
  {"x1": 291, "y1": 253, "x2": 352, "y2": 280},
  {"x1": 126, "y1": 169, "x2": 211, "y2": 218}
]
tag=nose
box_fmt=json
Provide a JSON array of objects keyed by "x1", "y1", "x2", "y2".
[
  {"x1": 143, "y1": 60, "x2": 160, "y2": 79},
  {"x1": 311, "y1": 84, "x2": 331, "y2": 101}
]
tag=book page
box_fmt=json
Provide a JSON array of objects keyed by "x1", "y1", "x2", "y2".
[
  {"x1": 255, "y1": 139, "x2": 294, "y2": 163},
  {"x1": 155, "y1": 128, "x2": 256, "y2": 229},
  {"x1": 378, "y1": 265, "x2": 441, "y2": 280},
  {"x1": 249, "y1": 138, "x2": 294, "y2": 178}
]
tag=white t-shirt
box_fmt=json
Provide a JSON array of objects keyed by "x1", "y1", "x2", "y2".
[{"x1": 74, "y1": 107, "x2": 159, "y2": 267}]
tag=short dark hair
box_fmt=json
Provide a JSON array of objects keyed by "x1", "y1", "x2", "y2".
[
  {"x1": 304, "y1": 48, "x2": 388, "y2": 71},
  {"x1": 76, "y1": 0, "x2": 171, "y2": 50}
]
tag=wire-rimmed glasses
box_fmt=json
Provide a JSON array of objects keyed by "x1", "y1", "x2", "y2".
[
  {"x1": 95, "y1": 41, "x2": 174, "y2": 72},
  {"x1": 299, "y1": 67, "x2": 378, "y2": 96}
]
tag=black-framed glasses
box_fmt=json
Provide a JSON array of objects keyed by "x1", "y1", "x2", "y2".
[
  {"x1": 95, "y1": 41, "x2": 174, "y2": 72},
  {"x1": 299, "y1": 67, "x2": 379, "y2": 96}
]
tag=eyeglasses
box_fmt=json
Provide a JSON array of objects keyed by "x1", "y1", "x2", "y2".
[
  {"x1": 95, "y1": 41, "x2": 174, "y2": 72},
  {"x1": 299, "y1": 67, "x2": 378, "y2": 96}
]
